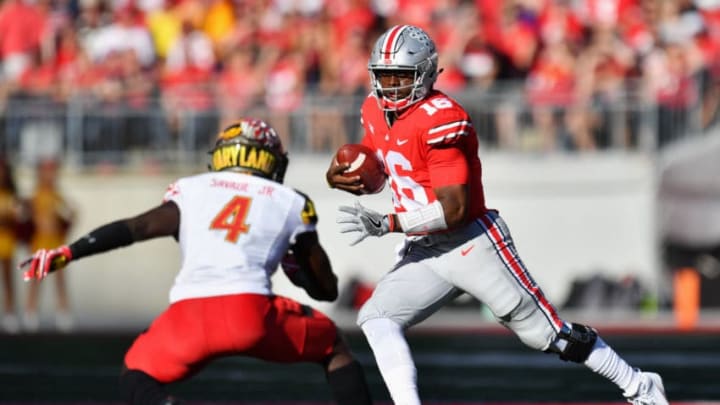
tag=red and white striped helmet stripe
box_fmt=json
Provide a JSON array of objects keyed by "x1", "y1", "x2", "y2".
[{"x1": 381, "y1": 25, "x2": 410, "y2": 64}]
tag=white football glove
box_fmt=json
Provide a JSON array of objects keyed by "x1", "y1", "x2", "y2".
[
  {"x1": 18, "y1": 245, "x2": 73, "y2": 281},
  {"x1": 337, "y1": 201, "x2": 391, "y2": 246}
]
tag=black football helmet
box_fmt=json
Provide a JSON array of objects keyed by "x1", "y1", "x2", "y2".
[{"x1": 208, "y1": 118, "x2": 288, "y2": 183}]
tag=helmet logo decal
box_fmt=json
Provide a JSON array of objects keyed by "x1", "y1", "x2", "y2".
[
  {"x1": 211, "y1": 144, "x2": 277, "y2": 175},
  {"x1": 382, "y1": 25, "x2": 408, "y2": 63},
  {"x1": 219, "y1": 123, "x2": 243, "y2": 140}
]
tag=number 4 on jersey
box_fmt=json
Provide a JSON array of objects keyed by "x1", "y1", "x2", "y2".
[{"x1": 210, "y1": 196, "x2": 252, "y2": 243}]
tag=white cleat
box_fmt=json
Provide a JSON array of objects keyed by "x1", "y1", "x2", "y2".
[{"x1": 625, "y1": 372, "x2": 669, "y2": 405}]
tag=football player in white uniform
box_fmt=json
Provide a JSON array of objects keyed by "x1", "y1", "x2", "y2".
[
  {"x1": 327, "y1": 24, "x2": 668, "y2": 405},
  {"x1": 20, "y1": 118, "x2": 373, "y2": 405}
]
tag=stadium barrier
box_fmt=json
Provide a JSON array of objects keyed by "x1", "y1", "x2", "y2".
[{"x1": 0, "y1": 81, "x2": 708, "y2": 169}]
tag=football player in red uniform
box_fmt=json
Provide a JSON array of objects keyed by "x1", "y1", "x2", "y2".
[
  {"x1": 20, "y1": 119, "x2": 373, "y2": 405},
  {"x1": 327, "y1": 25, "x2": 668, "y2": 405}
]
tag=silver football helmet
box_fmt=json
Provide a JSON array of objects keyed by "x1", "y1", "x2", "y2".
[{"x1": 368, "y1": 25, "x2": 439, "y2": 111}]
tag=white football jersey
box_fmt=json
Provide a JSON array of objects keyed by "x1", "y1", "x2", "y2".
[{"x1": 162, "y1": 171, "x2": 317, "y2": 303}]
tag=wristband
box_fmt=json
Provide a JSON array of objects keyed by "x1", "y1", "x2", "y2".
[{"x1": 397, "y1": 200, "x2": 448, "y2": 234}]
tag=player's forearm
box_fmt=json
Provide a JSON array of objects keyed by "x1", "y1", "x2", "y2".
[
  {"x1": 68, "y1": 220, "x2": 135, "y2": 260},
  {"x1": 304, "y1": 248, "x2": 339, "y2": 301},
  {"x1": 68, "y1": 202, "x2": 179, "y2": 262}
]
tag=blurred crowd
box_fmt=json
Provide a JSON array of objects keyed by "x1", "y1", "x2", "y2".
[{"x1": 2, "y1": 0, "x2": 720, "y2": 155}]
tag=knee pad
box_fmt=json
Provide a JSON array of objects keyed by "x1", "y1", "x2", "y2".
[{"x1": 555, "y1": 322, "x2": 598, "y2": 363}]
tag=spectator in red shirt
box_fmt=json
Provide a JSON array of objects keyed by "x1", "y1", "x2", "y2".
[
  {"x1": 0, "y1": 0, "x2": 48, "y2": 82},
  {"x1": 525, "y1": 39, "x2": 579, "y2": 151},
  {"x1": 261, "y1": 45, "x2": 306, "y2": 150},
  {"x1": 575, "y1": 25, "x2": 636, "y2": 149},
  {"x1": 643, "y1": 39, "x2": 701, "y2": 146},
  {"x1": 85, "y1": 3, "x2": 155, "y2": 69},
  {"x1": 161, "y1": 18, "x2": 217, "y2": 152},
  {"x1": 485, "y1": 0, "x2": 541, "y2": 79},
  {"x1": 215, "y1": 46, "x2": 265, "y2": 128},
  {"x1": 329, "y1": 0, "x2": 376, "y2": 48},
  {"x1": 303, "y1": 12, "x2": 349, "y2": 151}
]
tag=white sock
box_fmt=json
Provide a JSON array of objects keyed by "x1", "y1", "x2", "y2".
[
  {"x1": 361, "y1": 318, "x2": 420, "y2": 405},
  {"x1": 583, "y1": 337, "x2": 641, "y2": 396}
]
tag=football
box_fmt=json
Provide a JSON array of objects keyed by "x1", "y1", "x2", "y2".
[{"x1": 334, "y1": 143, "x2": 386, "y2": 194}]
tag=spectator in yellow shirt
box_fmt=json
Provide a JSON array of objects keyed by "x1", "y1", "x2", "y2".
[
  {"x1": 0, "y1": 159, "x2": 22, "y2": 333},
  {"x1": 24, "y1": 159, "x2": 76, "y2": 332}
]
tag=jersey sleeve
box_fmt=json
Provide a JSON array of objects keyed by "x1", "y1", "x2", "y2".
[
  {"x1": 421, "y1": 99, "x2": 475, "y2": 187},
  {"x1": 427, "y1": 146, "x2": 469, "y2": 187},
  {"x1": 360, "y1": 134, "x2": 375, "y2": 150},
  {"x1": 162, "y1": 180, "x2": 182, "y2": 206},
  {"x1": 422, "y1": 112, "x2": 473, "y2": 146},
  {"x1": 288, "y1": 190, "x2": 318, "y2": 246}
]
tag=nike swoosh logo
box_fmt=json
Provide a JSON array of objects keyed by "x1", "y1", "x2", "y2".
[
  {"x1": 368, "y1": 217, "x2": 382, "y2": 228},
  {"x1": 396, "y1": 139, "x2": 409, "y2": 146},
  {"x1": 461, "y1": 245, "x2": 475, "y2": 256}
]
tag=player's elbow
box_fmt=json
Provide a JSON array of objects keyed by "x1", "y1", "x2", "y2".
[
  {"x1": 440, "y1": 198, "x2": 468, "y2": 229},
  {"x1": 445, "y1": 205, "x2": 466, "y2": 228},
  {"x1": 318, "y1": 274, "x2": 340, "y2": 301},
  {"x1": 307, "y1": 280, "x2": 338, "y2": 301},
  {"x1": 435, "y1": 185, "x2": 468, "y2": 229},
  {"x1": 311, "y1": 288, "x2": 338, "y2": 302}
]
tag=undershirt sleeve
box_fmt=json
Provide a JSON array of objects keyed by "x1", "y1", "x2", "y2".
[{"x1": 68, "y1": 202, "x2": 180, "y2": 260}]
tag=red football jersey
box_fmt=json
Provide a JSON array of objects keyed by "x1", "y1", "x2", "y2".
[{"x1": 360, "y1": 90, "x2": 488, "y2": 222}]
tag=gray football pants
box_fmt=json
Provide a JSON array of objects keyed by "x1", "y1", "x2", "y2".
[{"x1": 357, "y1": 210, "x2": 566, "y2": 351}]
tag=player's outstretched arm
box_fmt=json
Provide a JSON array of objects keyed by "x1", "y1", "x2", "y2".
[
  {"x1": 19, "y1": 202, "x2": 180, "y2": 281},
  {"x1": 281, "y1": 231, "x2": 338, "y2": 301}
]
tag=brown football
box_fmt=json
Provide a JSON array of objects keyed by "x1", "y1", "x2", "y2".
[{"x1": 334, "y1": 144, "x2": 386, "y2": 194}]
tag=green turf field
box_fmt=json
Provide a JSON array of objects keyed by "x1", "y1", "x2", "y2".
[{"x1": 0, "y1": 329, "x2": 718, "y2": 403}]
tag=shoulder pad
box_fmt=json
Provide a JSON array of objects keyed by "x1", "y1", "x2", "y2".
[{"x1": 414, "y1": 94, "x2": 475, "y2": 146}]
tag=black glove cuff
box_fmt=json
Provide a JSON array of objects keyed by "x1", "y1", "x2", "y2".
[{"x1": 69, "y1": 220, "x2": 134, "y2": 260}]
